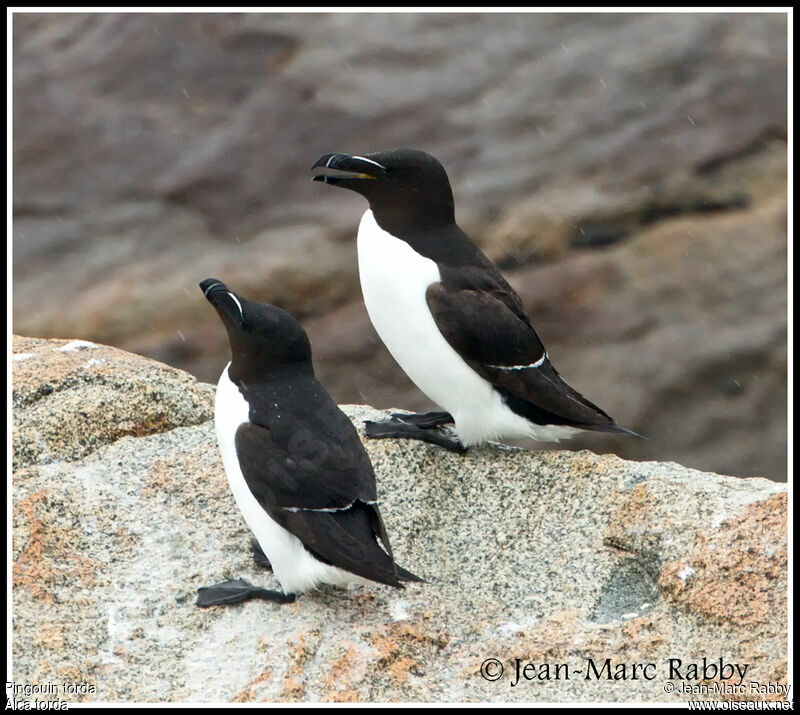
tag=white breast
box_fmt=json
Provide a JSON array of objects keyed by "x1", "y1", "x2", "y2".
[
  {"x1": 356, "y1": 209, "x2": 578, "y2": 446},
  {"x1": 214, "y1": 365, "x2": 371, "y2": 594}
]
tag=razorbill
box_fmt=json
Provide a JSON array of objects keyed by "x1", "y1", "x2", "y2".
[
  {"x1": 196, "y1": 278, "x2": 422, "y2": 607},
  {"x1": 312, "y1": 149, "x2": 640, "y2": 452}
]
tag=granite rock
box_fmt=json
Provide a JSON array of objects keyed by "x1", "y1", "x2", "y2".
[
  {"x1": 11, "y1": 339, "x2": 788, "y2": 703},
  {"x1": 11, "y1": 336, "x2": 214, "y2": 470}
]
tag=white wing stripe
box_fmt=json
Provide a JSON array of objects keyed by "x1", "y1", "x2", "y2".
[
  {"x1": 283, "y1": 499, "x2": 376, "y2": 513},
  {"x1": 488, "y1": 352, "x2": 547, "y2": 370}
]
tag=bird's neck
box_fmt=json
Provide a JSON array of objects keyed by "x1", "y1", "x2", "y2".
[
  {"x1": 229, "y1": 359, "x2": 315, "y2": 389},
  {"x1": 232, "y1": 371, "x2": 329, "y2": 428},
  {"x1": 365, "y1": 207, "x2": 487, "y2": 270},
  {"x1": 370, "y1": 202, "x2": 455, "y2": 238}
]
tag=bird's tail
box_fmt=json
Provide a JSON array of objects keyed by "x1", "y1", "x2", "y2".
[
  {"x1": 395, "y1": 563, "x2": 425, "y2": 583},
  {"x1": 584, "y1": 422, "x2": 647, "y2": 439}
]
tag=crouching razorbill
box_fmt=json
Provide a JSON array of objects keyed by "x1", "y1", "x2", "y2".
[
  {"x1": 196, "y1": 278, "x2": 422, "y2": 607},
  {"x1": 312, "y1": 149, "x2": 640, "y2": 453}
]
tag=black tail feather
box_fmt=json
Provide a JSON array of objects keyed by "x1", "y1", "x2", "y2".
[
  {"x1": 395, "y1": 563, "x2": 425, "y2": 583},
  {"x1": 582, "y1": 422, "x2": 647, "y2": 439}
]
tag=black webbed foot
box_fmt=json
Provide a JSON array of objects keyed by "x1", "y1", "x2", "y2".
[
  {"x1": 364, "y1": 418, "x2": 467, "y2": 454},
  {"x1": 196, "y1": 578, "x2": 295, "y2": 607},
  {"x1": 389, "y1": 410, "x2": 454, "y2": 429},
  {"x1": 250, "y1": 538, "x2": 273, "y2": 571}
]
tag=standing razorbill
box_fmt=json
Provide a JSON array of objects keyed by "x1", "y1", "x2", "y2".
[
  {"x1": 196, "y1": 278, "x2": 421, "y2": 607},
  {"x1": 312, "y1": 150, "x2": 639, "y2": 453}
]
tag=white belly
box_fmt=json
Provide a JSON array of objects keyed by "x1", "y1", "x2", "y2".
[
  {"x1": 357, "y1": 209, "x2": 570, "y2": 446},
  {"x1": 214, "y1": 365, "x2": 371, "y2": 593}
]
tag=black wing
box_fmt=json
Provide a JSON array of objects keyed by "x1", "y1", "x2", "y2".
[
  {"x1": 426, "y1": 280, "x2": 620, "y2": 430},
  {"x1": 234, "y1": 396, "x2": 377, "y2": 511},
  {"x1": 234, "y1": 405, "x2": 420, "y2": 586},
  {"x1": 276, "y1": 499, "x2": 421, "y2": 587}
]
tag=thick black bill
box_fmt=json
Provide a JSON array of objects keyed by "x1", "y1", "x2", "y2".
[
  {"x1": 198, "y1": 277, "x2": 245, "y2": 327},
  {"x1": 311, "y1": 152, "x2": 385, "y2": 185},
  {"x1": 199, "y1": 277, "x2": 228, "y2": 298}
]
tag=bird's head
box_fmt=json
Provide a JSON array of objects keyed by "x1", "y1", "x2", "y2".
[
  {"x1": 199, "y1": 278, "x2": 312, "y2": 381},
  {"x1": 312, "y1": 149, "x2": 455, "y2": 231}
]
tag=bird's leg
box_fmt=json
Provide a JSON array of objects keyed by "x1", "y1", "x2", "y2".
[
  {"x1": 364, "y1": 418, "x2": 467, "y2": 453},
  {"x1": 250, "y1": 538, "x2": 273, "y2": 571},
  {"x1": 389, "y1": 410, "x2": 454, "y2": 429},
  {"x1": 196, "y1": 579, "x2": 295, "y2": 607}
]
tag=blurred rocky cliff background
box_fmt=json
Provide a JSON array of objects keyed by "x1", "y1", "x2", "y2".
[{"x1": 12, "y1": 12, "x2": 787, "y2": 480}]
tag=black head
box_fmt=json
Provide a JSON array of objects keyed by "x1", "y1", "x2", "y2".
[
  {"x1": 199, "y1": 278, "x2": 312, "y2": 383},
  {"x1": 312, "y1": 149, "x2": 455, "y2": 232}
]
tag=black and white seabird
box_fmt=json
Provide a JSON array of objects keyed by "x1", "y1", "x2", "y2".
[
  {"x1": 312, "y1": 149, "x2": 640, "y2": 453},
  {"x1": 196, "y1": 278, "x2": 422, "y2": 607}
]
